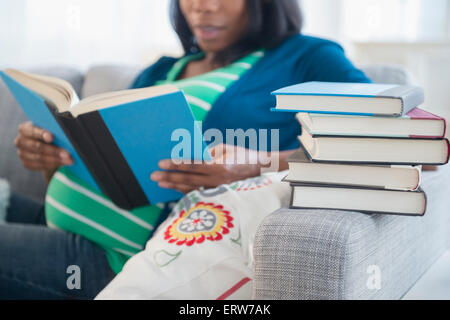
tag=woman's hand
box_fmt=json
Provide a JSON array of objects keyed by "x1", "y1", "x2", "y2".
[
  {"x1": 150, "y1": 144, "x2": 264, "y2": 194},
  {"x1": 14, "y1": 122, "x2": 73, "y2": 182}
]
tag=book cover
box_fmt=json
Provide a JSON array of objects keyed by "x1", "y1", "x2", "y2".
[
  {"x1": 0, "y1": 71, "x2": 211, "y2": 209},
  {"x1": 271, "y1": 81, "x2": 424, "y2": 116},
  {"x1": 0, "y1": 70, "x2": 99, "y2": 191}
]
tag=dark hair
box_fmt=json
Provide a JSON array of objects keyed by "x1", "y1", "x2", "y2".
[{"x1": 170, "y1": 0, "x2": 303, "y2": 65}]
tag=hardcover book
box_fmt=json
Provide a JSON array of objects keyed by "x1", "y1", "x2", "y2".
[
  {"x1": 285, "y1": 149, "x2": 421, "y2": 191},
  {"x1": 0, "y1": 69, "x2": 210, "y2": 210},
  {"x1": 298, "y1": 128, "x2": 450, "y2": 165},
  {"x1": 289, "y1": 182, "x2": 427, "y2": 216},
  {"x1": 272, "y1": 81, "x2": 424, "y2": 116},
  {"x1": 296, "y1": 108, "x2": 447, "y2": 138}
]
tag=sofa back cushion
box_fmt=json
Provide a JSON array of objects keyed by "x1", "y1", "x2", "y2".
[{"x1": 81, "y1": 64, "x2": 142, "y2": 98}]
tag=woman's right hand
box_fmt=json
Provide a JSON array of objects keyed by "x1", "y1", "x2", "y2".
[{"x1": 14, "y1": 121, "x2": 73, "y2": 173}]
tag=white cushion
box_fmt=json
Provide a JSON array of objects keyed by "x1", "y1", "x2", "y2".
[{"x1": 96, "y1": 171, "x2": 290, "y2": 300}]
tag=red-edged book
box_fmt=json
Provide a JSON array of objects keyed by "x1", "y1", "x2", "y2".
[{"x1": 297, "y1": 107, "x2": 447, "y2": 138}]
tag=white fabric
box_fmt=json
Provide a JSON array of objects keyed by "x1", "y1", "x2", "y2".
[{"x1": 96, "y1": 171, "x2": 290, "y2": 300}]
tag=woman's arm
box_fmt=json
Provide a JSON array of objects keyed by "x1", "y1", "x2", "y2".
[
  {"x1": 302, "y1": 42, "x2": 372, "y2": 83},
  {"x1": 150, "y1": 144, "x2": 296, "y2": 194}
]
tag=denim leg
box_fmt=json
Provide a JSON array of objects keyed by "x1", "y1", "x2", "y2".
[
  {"x1": 5, "y1": 192, "x2": 46, "y2": 225},
  {"x1": 0, "y1": 223, "x2": 116, "y2": 300}
]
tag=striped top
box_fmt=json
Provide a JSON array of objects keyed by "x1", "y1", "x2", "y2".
[{"x1": 45, "y1": 50, "x2": 264, "y2": 274}]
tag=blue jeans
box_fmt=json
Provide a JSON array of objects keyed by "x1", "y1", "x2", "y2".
[{"x1": 0, "y1": 192, "x2": 115, "y2": 300}]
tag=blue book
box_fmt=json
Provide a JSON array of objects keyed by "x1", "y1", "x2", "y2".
[
  {"x1": 0, "y1": 69, "x2": 210, "y2": 210},
  {"x1": 271, "y1": 81, "x2": 424, "y2": 116}
]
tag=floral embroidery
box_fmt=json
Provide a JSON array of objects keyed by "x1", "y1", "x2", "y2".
[
  {"x1": 230, "y1": 176, "x2": 273, "y2": 192},
  {"x1": 164, "y1": 202, "x2": 234, "y2": 246}
]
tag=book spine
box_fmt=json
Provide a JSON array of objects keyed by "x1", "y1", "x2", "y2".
[
  {"x1": 444, "y1": 117, "x2": 448, "y2": 138},
  {"x1": 400, "y1": 87, "x2": 425, "y2": 115},
  {"x1": 445, "y1": 138, "x2": 450, "y2": 165},
  {"x1": 378, "y1": 86, "x2": 424, "y2": 115},
  {"x1": 422, "y1": 187, "x2": 428, "y2": 216},
  {"x1": 77, "y1": 111, "x2": 149, "y2": 209},
  {"x1": 54, "y1": 111, "x2": 132, "y2": 209}
]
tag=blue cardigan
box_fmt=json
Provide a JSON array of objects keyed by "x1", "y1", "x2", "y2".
[{"x1": 132, "y1": 34, "x2": 371, "y2": 151}]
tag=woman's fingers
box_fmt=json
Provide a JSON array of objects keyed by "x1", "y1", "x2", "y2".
[
  {"x1": 15, "y1": 137, "x2": 73, "y2": 164},
  {"x1": 209, "y1": 143, "x2": 227, "y2": 159},
  {"x1": 158, "y1": 160, "x2": 212, "y2": 173},
  {"x1": 20, "y1": 155, "x2": 61, "y2": 171},
  {"x1": 18, "y1": 121, "x2": 53, "y2": 143},
  {"x1": 18, "y1": 149, "x2": 62, "y2": 165},
  {"x1": 157, "y1": 181, "x2": 196, "y2": 194},
  {"x1": 15, "y1": 122, "x2": 73, "y2": 172},
  {"x1": 151, "y1": 170, "x2": 211, "y2": 188}
]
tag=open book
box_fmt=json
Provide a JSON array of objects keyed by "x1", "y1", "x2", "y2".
[{"x1": 1, "y1": 69, "x2": 210, "y2": 210}]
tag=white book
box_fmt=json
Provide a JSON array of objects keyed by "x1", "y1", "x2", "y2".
[{"x1": 285, "y1": 149, "x2": 421, "y2": 191}]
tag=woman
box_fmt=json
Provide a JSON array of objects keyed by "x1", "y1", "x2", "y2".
[{"x1": 3, "y1": 0, "x2": 370, "y2": 299}]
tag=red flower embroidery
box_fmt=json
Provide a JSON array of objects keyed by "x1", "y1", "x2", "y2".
[{"x1": 164, "y1": 202, "x2": 234, "y2": 246}]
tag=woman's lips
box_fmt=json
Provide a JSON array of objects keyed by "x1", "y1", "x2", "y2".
[{"x1": 194, "y1": 25, "x2": 225, "y2": 41}]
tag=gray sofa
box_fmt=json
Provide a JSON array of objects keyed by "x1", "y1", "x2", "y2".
[{"x1": 1, "y1": 64, "x2": 448, "y2": 300}]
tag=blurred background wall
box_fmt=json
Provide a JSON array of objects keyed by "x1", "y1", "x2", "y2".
[{"x1": 1, "y1": 0, "x2": 449, "y2": 118}]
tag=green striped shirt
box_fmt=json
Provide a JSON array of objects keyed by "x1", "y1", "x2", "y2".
[{"x1": 45, "y1": 50, "x2": 264, "y2": 273}]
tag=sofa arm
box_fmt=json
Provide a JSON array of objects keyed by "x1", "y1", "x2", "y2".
[{"x1": 253, "y1": 165, "x2": 450, "y2": 300}]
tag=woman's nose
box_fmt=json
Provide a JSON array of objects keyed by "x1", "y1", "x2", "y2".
[{"x1": 191, "y1": 0, "x2": 221, "y2": 13}]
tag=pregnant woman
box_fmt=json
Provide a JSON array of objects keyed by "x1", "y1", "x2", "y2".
[{"x1": 3, "y1": 0, "x2": 370, "y2": 299}]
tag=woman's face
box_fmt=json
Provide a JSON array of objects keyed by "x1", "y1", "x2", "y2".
[{"x1": 180, "y1": 0, "x2": 249, "y2": 54}]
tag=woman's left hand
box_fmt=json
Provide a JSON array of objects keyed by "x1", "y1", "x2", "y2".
[{"x1": 150, "y1": 144, "x2": 262, "y2": 194}]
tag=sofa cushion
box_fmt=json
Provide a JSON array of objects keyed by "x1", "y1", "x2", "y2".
[
  {"x1": 96, "y1": 171, "x2": 291, "y2": 299},
  {"x1": 81, "y1": 64, "x2": 142, "y2": 98}
]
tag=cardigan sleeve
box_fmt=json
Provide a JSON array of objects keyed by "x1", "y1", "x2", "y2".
[{"x1": 300, "y1": 42, "x2": 372, "y2": 84}]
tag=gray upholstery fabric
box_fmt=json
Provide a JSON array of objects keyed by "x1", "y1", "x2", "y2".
[
  {"x1": 0, "y1": 66, "x2": 84, "y2": 203},
  {"x1": 360, "y1": 65, "x2": 413, "y2": 85},
  {"x1": 252, "y1": 165, "x2": 450, "y2": 300},
  {"x1": 81, "y1": 64, "x2": 141, "y2": 98}
]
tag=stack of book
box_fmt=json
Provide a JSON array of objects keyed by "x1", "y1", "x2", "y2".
[{"x1": 272, "y1": 82, "x2": 449, "y2": 216}]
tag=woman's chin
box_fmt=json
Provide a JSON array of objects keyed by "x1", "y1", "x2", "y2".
[{"x1": 197, "y1": 41, "x2": 229, "y2": 54}]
